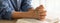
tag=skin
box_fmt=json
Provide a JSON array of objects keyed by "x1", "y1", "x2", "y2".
[
  {"x1": 12, "y1": 8, "x2": 38, "y2": 19},
  {"x1": 36, "y1": 5, "x2": 47, "y2": 21},
  {"x1": 12, "y1": 5, "x2": 46, "y2": 20}
]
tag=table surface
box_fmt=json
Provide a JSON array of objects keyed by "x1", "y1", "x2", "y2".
[{"x1": 0, "y1": 20, "x2": 17, "y2": 23}]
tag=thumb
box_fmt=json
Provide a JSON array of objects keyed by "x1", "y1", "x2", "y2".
[{"x1": 35, "y1": 5, "x2": 44, "y2": 11}]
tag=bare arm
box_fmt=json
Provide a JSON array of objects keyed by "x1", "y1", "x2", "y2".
[{"x1": 12, "y1": 8, "x2": 37, "y2": 19}]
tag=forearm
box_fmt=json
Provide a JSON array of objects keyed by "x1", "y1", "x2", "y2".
[
  {"x1": 12, "y1": 11, "x2": 37, "y2": 19},
  {"x1": 12, "y1": 12, "x2": 28, "y2": 18}
]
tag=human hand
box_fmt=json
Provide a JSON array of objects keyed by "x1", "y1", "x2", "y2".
[
  {"x1": 35, "y1": 5, "x2": 46, "y2": 20},
  {"x1": 27, "y1": 5, "x2": 46, "y2": 19}
]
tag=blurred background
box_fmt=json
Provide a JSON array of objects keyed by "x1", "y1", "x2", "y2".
[{"x1": 31, "y1": 0, "x2": 60, "y2": 19}]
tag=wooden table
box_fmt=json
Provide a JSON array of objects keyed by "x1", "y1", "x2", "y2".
[{"x1": 0, "y1": 20, "x2": 17, "y2": 23}]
